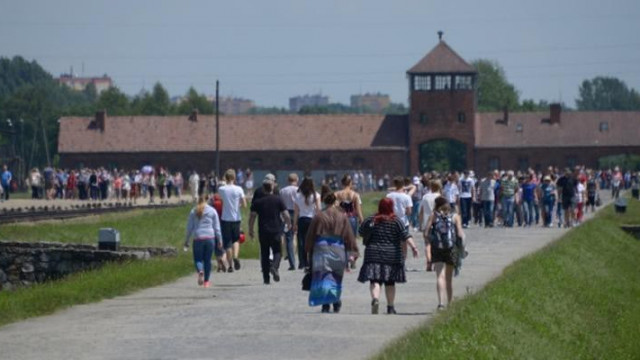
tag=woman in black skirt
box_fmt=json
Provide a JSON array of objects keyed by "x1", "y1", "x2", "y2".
[
  {"x1": 358, "y1": 198, "x2": 419, "y2": 314},
  {"x1": 424, "y1": 196, "x2": 465, "y2": 310}
]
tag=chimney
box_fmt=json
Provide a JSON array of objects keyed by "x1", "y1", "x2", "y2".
[
  {"x1": 188, "y1": 108, "x2": 199, "y2": 122},
  {"x1": 550, "y1": 103, "x2": 561, "y2": 124},
  {"x1": 503, "y1": 106, "x2": 509, "y2": 125},
  {"x1": 95, "y1": 110, "x2": 106, "y2": 132}
]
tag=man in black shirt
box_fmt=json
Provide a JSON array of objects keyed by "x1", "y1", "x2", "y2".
[
  {"x1": 249, "y1": 179, "x2": 291, "y2": 284},
  {"x1": 556, "y1": 169, "x2": 576, "y2": 228}
]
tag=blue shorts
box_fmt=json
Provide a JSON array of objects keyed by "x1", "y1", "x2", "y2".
[{"x1": 221, "y1": 220, "x2": 241, "y2": 250}]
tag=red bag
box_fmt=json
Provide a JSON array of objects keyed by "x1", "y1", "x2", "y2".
[{"x1": 239, "y1": 231, "x2": 246, "y2": 244}]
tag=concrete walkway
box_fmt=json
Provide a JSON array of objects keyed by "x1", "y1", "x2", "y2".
[{"x1": 0, "y1": 192, "x2": 613, "y2": 360}]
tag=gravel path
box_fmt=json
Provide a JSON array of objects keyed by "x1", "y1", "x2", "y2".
[{"x1": 0, "y1": 191, "x2": 613, "y2": 360}]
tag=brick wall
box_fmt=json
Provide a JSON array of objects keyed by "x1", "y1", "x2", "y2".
[
  {"x1": 475, "y1": 146, "x2": 640, "y2": 172},
  {"x1": 409, "y1": 89, "x2": 476, "y2": 174}
]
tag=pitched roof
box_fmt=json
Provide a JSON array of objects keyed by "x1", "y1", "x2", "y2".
[
  {"x1": 475, "y1": 111, "x2": 640, "y2": 148},
  {"x1": 407, "y1": 40, "x2": 476, "y2": 74},
  {"x1": 58, "y1": 114, "x2": 408, "y2": 153}
]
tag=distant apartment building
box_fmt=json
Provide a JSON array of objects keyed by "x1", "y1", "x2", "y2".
[
  {"x1": 350, "y1": 93, "x2": 391, "y2": 113},
  {"x1": 212, "y1": 97, "x2": 255, "y2": 115},
  {"x1": 289, "y1": 94, "x2": 330, "y2": 112},
  {"x1": 57, "y1": 74, "x2": 113, "y2": 94}
]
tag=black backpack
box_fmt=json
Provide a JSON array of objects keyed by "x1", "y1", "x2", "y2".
[{"x1": 430, "y1": 212, "x2": 456, "y2": 250}]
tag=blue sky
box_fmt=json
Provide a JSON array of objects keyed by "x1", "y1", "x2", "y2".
[{"x1": 1, "y1": 0, "x2": 638, "y2": 108}]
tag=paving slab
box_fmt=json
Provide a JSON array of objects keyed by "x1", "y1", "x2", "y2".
[{"x1": 0, "y1": 191, "x2": 614, "y2": 360}]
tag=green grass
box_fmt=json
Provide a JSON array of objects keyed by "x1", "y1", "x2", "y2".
[
  {"x1": 374, "y1": 197, "x2": 640, "y2": 360},
  {"x1": 0, "y1": 257, "x2": 191, "y2": 327}
]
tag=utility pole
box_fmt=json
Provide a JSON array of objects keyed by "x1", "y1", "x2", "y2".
[
  {"x1": 215, "y1": 80, "x2": 220, "y2": 178},
  {"x1": 41, "y1": 118, "x2": 51, "y2": 167}
]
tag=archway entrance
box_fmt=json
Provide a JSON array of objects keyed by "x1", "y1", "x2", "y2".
[{"x1": 419, "y1": 139, "x2": 467, "y2": 173}]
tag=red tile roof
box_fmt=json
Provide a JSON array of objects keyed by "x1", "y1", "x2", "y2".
[
  {"x1": 475, "y1": 111, "x2": 640, "y2": 148},
  {"x1": 58, "y1": 114, "x2": 408, "y2": 153},
  {"x1": 407, "y1": 40, "x2": 476, "y2": 74}
]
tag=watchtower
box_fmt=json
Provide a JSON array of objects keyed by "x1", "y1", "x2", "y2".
[{"x1": 406, "y1": 32, "x2": 477, "y2": 174}]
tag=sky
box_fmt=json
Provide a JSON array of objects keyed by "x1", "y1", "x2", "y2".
[{"x1": 1, "y1": 0, "x2": 639, "y2": 108}]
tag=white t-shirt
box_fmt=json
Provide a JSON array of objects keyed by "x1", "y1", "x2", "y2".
[
  {"x1": 279, "y1": 185, "x2": 298, "y2": 211},
  {"x1": 444, "y1": 182, "x2": 459, "y2": 204},
  {"x1": 576, "y1": 183, "x2": 585, "y2": 203},
  {"x1": 420, "y1": 192, "x2": 440, "y2": 229},
  {"x1": 459, "y1": 177, "x2": 475, "y2": 199},
  {"x1": 218, "y1": 184, "x2": 245, "y2": 222},
  {"x1": 294, "y1": 192, "x2": 319, "y2": 218},
  {"x1": 386, "y1": 191, "x2": 412, "y2": 227}
]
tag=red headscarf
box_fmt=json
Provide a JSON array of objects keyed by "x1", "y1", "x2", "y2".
[{"x1": 373, "y1": 197, "x2": 396, "y2": 224}]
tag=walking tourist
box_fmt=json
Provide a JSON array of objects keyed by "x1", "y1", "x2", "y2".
[
  {"x1": 293, "y1": 177, "x2": 321, "y2": 269},
  {"x1": 248, "y1": 179, "x2": 291, "y2": 284},
  {"x1": 358, "y1": 198, "x2": 419, "y2": 314},
  {"x1": 458, "y1": 170, "x2": 475, "y2": 228},
  {"x1": 305, "y1": 190, "x2": 359, "y2": 313},
  {"x1": 1, "y1": 165, "x2": 12, "y2": 201},
  {"x1": 335, "y1": 174, "x2": 364, "y2": 269},
  {"x1": 424, "y1": 196, "x2": 466, "y2": 310},
  {"x1": 279, "y1": 173, "x2": 299, "y2": 270},
  {"x1": 184, "y1": 195, "x2": 223, "y2": 288},
  {"x1": 419, "y1": 179, "x2": 441, "y2": 269},
  {"x1": 218, "y1": 169, "x2": 247, "y2": 272}
]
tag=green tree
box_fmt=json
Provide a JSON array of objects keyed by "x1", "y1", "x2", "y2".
[
  {"x1": 519, "y1": 99, "x2": 550, "y2": 112},
  {"x1": 472, "y1": 59, "x2": 519, "y2": 112},
  {"x1": 95, "y1": 87, "x2": 130, "y2": 116},
  {"x1": 384, "y1": 102, "x2": 408, "y2": 115},
  {"x1": 135, "y1": 83, "x2": 172, "y2": 115},
  {"x1": 176, "y1": 87, "x2": 214, "y2": 115},
  {"x1": 576, "y1": 76, "x2": 640, "y2": 111}
]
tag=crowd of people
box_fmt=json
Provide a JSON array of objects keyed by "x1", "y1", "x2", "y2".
[
  {"x1": 182, "y1": 164, "x2": 637, "y2": 315},
  {"x1": 3, "y1": 161, "x2": 636, "y2": 314}
]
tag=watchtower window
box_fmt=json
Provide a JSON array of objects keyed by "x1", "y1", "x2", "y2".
[
  {"x1": 414, "y1": 75, "x2": 431, "y2": 91},
  {"x1": 434, "y1": 75, "x2": 451, "y2": 90},
  {"x1": 420, "y1": 113, "x2": 428, "y2": 124},
  {"x1": 457, "y1": 112, "x2": 466, "y2": 123},
  {"x1": 455, "y1": 75, "x2": 473, "y2": 90}
]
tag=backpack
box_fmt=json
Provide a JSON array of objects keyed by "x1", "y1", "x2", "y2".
[{"x1": 430, "y1": 212, "x2": 456, "y2": 249}]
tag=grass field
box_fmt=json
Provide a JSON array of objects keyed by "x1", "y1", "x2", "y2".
[
  {"x1": 375, "y1": 197, "x2": 640, "y2": 360},
  {"x1": 0, "y1": 190, "x2": 386, "y2": 327}
]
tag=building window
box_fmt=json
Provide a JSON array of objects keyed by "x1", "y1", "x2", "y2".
[
  {"x1": 283, "y1": 158, "x2": 295, "y2": 166},
  {"x1": 566, "y1": 156, "x2": 577, "y2": 168},
  {"x1": 414, "y1": 75, "x2": 431, "y2": 91},
  {"x1": 434, "y1": 75, "x2": 451, "y2": 90},
  {"x1": 599, "y1": 121, "x2": 609, "y2": 132},
  {"x1": 455, "y1": 75, "x2": 473, "y2": 90},
  {"x1": 518, "y1": 157, "x2": 529, "y2": 171},
  {"x1": 457, "y1": 112, "x2": 466, "y2": 123},
  {"x1": 516, "y1": 123, "x2": 523, "y2": 133},
  {"x1": 489, "y1": 156, "x2": 500, "y2": 171},
  {"x1": 419, "y1": 113, "x2": 428, "y2": 124}
]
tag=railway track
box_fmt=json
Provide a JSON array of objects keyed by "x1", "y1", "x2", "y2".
[{"x1": 0, "y1": 202, "x2": 188, "y2": 225}]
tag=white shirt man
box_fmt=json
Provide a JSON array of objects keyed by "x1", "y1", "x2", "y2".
[
  {"x1": 386, "y1": 177, "x2": 412, "y2": 228},
  {"x1": 218, "y1": 169, "x2": 247, "y2": 272}
]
